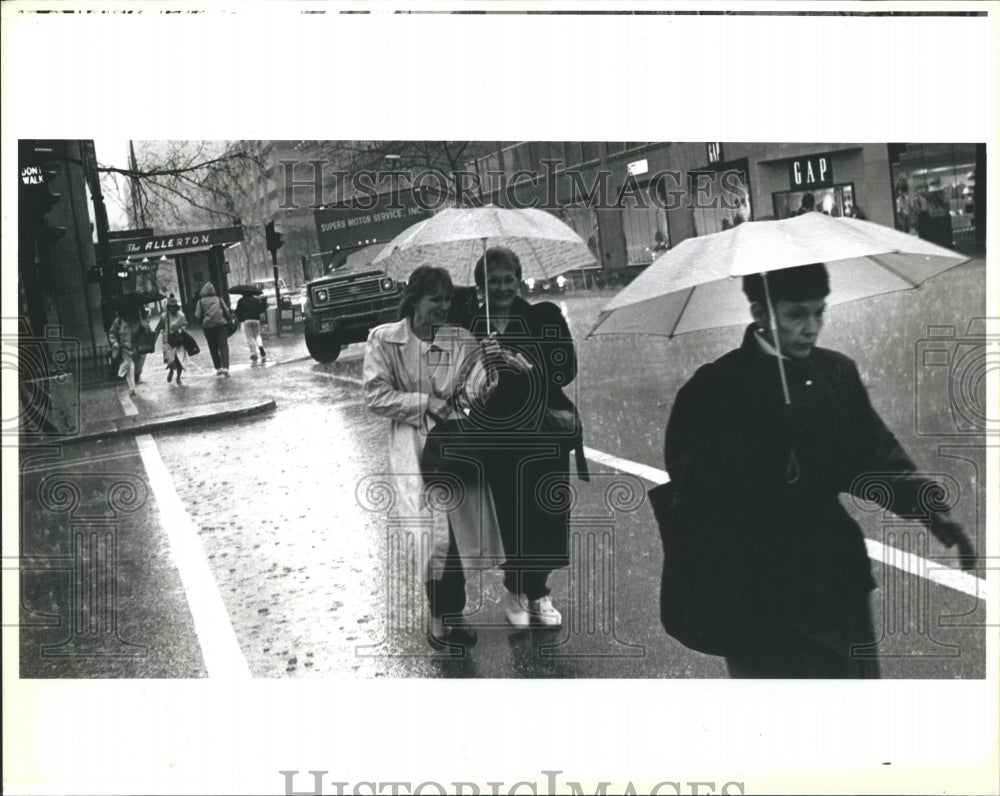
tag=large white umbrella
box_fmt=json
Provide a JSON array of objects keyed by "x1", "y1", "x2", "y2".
[
  {"x1": 589, "y1": 213, "x2": 970, "y2": 340},
  {"x1": 372, "y1": 206, "x2": 596, "y2": 322}
]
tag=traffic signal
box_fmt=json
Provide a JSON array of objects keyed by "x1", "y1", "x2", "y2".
[
  {"x1": 264, "y1": 220, "x2": 284, "y2": 257},
  {"x1": 19, "y1": 140, "x2": 67, "y2": 249}
]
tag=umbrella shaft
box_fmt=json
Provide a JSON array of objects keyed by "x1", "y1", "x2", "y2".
[{"x1": 762, "y1": 271, "x2": 792, "y2": 405}]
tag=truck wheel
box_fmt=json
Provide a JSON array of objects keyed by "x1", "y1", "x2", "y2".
[{"x1": 305, "y1": 332, "x2": 342, "y2": 363}]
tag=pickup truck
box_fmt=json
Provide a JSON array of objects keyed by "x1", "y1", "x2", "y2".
[{"x1": 301, "y1": 268, "x2": 402, "y2": 362}]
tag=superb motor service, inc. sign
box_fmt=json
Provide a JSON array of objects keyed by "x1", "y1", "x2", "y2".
[{"x1": 314, "y1": 192, "x2": 431, "y2": 256}]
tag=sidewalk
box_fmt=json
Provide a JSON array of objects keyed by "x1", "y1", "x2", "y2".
[{"x1": 26, "y1": 328, "x2": 314, "y2": 446}]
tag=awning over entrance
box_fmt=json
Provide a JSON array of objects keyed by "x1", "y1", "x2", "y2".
[{"x1": 104, "y1": 225, "x2": 245, "y2": 260}]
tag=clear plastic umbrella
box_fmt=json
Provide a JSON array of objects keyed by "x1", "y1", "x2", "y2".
[
  {"x1": 372, "y1": 206, "x2": 596, "y2": 324},
  {"x1": 590, "y1": 213, "x2": 969, "y2": 406},
  {"x1": 590, "y1": 214, "x2": 969, "y2": 342}
]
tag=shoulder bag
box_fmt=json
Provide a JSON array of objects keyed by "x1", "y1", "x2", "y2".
[
  {"x1": 133, "y1": 324, "x2": 157, "y2": 355},
  {"x1": 166, "y1": 315, "x2": 185, "y2": 348},
  {"x1": 223, "y1": 303, "x2": 240, "y2": 337},
  {"x1": 180, "y1": 330, "x2": 200, "y2": 355}
]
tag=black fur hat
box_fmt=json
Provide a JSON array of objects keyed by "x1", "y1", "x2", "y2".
[{"x1": 742, "y1": 262, "x2": 830, "y2": 305}]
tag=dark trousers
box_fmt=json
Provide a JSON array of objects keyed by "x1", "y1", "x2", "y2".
[
  {"x1": 725, "y1": 595, "x2": 880, "y2": 679},
  {"x1": 424, "y1": 526, "x2": 466, "y2": 619},
  {"x1": 482, "y1": 443, "x2": 567, "y2": 601},
  {"x1": 204, "y1": 325, "x2": 230, "y2": 370},
  {"x1": 502, "y1": 567, "x2": 550, "y2": 600}
]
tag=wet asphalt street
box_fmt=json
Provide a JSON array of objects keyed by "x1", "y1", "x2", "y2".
[{"x1": 18, "y1": 272, "x2": 989, "y2": 679}]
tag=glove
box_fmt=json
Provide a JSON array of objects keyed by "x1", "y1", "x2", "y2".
[{"x1": 930, "y1": 512, "x2": 978, "y2": 572}]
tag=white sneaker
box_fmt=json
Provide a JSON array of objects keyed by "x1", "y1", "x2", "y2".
[
  {"x1": 528, "y1": 595, "x2": 562, "y2": 627},
  {"x1": 502, "y1": 590, "x2": 530, "y2": 628}
]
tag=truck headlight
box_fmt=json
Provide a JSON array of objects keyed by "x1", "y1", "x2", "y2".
[
  {"x1": 316, "y1": 289, "x2": 328, "y2": 302},
  {"x1": 381, "y1": 278, "x2": 394, "y2": 291}
]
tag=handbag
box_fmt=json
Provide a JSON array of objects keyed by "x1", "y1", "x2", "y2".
[
  {"x1": 180, "y1": 330, "x2": 200, "y2": 356},
  {"x1": 133, "y1": 325, "x2": 157, "y2": 355},
  {"x1": 224, "y1": 307, "x2": 240, "y2": 337},
  {"x1": 166, "y1": 316, "x2": 185, "y2": 348},
  {"x1": 651, "y1": 481, "x2": 768, "y2": 658},
  {"x1": 540, "y1": 405, "x2": 590, "y2": 481}
]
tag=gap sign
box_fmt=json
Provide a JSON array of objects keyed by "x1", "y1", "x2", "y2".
[{"x1": 789, "y1": 154, "x2": 834, "y2": 189}]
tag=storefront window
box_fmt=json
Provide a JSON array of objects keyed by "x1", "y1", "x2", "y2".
[
  {"x1": 773, "y1": 184, "x2": 859, "y2": 220},
  {"x1": 693, "y1": 167, "x2": 753, "y2": 236},
  {"x1": 621, "y1": 182, "x2": 669, "y2": 266},
  {"x1": 889, "y1": 143, "x2": 978, "y2": 251},
  {"x1": 559, "y1": 205, "x2": 600, "y2": 263}
]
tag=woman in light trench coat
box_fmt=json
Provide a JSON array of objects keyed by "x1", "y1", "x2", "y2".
[{"x1": 363, "y1": 265, "x2": 504, "y2": 650}]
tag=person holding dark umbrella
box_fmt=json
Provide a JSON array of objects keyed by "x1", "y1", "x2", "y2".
[
  {"x1": 108, "y1": 302, "x2": 154, "y2": 396},
  {"x1": 662, "y1": 263, "x2": 977, "y2": 678},
  {"x1": 233, "y1": 287, "x2": 267, "y2": 363}
]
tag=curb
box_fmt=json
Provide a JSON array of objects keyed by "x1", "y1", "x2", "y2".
[{"x1": 55, "y1": 398, "x2": 277, "y2": 445}]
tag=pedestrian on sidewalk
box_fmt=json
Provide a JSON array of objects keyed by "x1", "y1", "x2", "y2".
[
  {"x1": 194, "y1": 282, "x2": 233, "y2": 377},
  {"x1": 463, "y1": 246, "x2": 587, "y2": 631},
  {"x1": 155, "y1": 294, "x2": 189, "y2": 385},
  {"x1": 363, "y1": 265, "x2": 504, "y2": 651},
  {"x1": 661, "y1": 263, "x2": 978, "y2": 678},
  {"x1": 235, "y1": 292, "x2": 267, "y2": 363},
  {"x1": 108, "y1": 305, "x2": 153, "y2": 396}
]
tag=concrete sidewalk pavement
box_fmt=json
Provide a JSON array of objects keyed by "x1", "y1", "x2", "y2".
[{"x1": 19, "y1": 328, "x2": 368, "y2": 446}]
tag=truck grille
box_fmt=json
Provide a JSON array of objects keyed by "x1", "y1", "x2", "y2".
[{"x1": 310, "y1": 276, "x2": 396, "y2": 309}]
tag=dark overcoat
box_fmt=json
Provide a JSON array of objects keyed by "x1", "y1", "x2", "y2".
[
  {"x1": 660, "y1": 324, "x2": 937, "y2": 661},
  {"x1": 460, "y1": 296, "x2": 585, "y2": 571}
]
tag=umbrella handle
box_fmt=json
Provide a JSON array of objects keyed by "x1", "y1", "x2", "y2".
[{"x1": 762, "y1": 271, "x2": 792, "y2": 405}]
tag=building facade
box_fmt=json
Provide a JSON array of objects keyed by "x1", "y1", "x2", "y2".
[{"x1": 470, "y1": 141, "x2": 985, "y2": 281}]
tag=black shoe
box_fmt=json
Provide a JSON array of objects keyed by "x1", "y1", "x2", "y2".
[{"x1": 259, "y1": 347, "x2": 266, "y2": 361}]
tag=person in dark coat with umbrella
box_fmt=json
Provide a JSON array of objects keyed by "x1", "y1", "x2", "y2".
[
  {"x1": 464, "y1": 246, "x2": 588, "y2": 628},
  {"x1": 235, "y1": 291, "x2": 267, "y2": 363},
  {"x1": 662, "y1": 263, "x2": 977, "y2": 678}
]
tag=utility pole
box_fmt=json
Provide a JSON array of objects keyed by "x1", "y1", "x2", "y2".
[{"x1": 81, "y1": 140, "x2": 118, "y2": 329}]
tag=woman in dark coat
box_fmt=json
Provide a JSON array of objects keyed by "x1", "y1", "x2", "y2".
[
  {"x1": 463, "y1": 246, "x2": 588, "y2": 629},
  {"x1": 662, "y1": 262, "x2": 976, "y2": 678}
]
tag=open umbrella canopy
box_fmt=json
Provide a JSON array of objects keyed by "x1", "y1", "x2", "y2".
[
  {"x1": 589, "y1": 213, "x2": 970, "y2": 338},
  {"x1": 228, "y1": 284, "x2": 264, "y2": 295},
  {"x1": 112, "y1": 290, "x2": 166, "y2": 308},
  {"x1": 371, "y1": 206, "x2": 596, "y2": 286}
]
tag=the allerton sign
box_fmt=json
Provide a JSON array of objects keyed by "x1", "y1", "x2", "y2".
[{"x1": 105, "y1": 225, "x2": 244, "y2": 259}]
